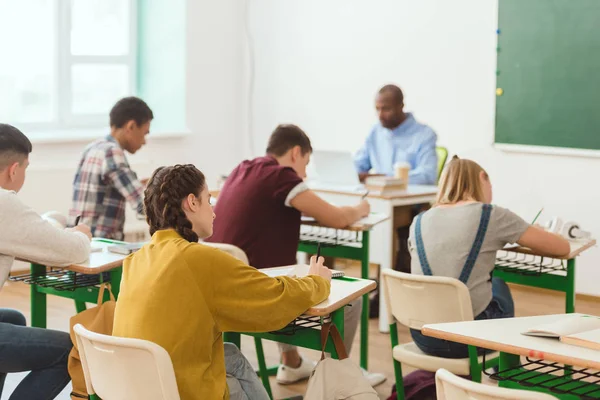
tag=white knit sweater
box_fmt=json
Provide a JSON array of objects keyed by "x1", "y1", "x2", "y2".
[{"x1": 0, "y1": 188, "x2": 90, "y2": 289}]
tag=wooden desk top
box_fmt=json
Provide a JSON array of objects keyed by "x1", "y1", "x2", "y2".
[
  {"x1": 311, "y1": 184, "x2": 438, "y2": 200},
  {"x1": 211, "y1": 184, "x2": 438, "y2": 201},
  {"x1": 300, "y1": 212, "x2": 389, "y2": 232},
  {"x1": 261, "y1": 265, "x2": 377, "y2": 316},
  {"x1": 501, "y1": 238, "x2": 596, "y2": 260},
  {"x1": 32, "y1": 239, "x2": 128, "y2": 274},
  {"x1": 422, "y1": 314, "x2": 600, "y2": 370}
]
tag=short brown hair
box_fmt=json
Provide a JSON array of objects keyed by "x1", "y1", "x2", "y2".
[
  {"x1": 0, "y1": 124, "x2": 32, "y2": 170},
  {"x1": 436, "y1": 156, "x2": 488, "y2": 205},
  {"x1": 266, "y1": 124, "x2": 312, "y2": 157}
]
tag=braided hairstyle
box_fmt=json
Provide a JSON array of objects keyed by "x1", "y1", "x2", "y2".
[{"x1": 144, "y1": 164, "x2": 206, "y2": 242}]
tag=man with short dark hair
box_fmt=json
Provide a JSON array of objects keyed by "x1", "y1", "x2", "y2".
[
  {"x1": 70, "y1": 96, "x2": 154, "y2": 240},
  {"x1": 355, "y1": 84, "x2": 438, "y2": 184},
  {"x1": 0, "y1": 123, "x2": 92, "y2": 398},
  {"x1": 207, "y1": 124, "x2": 386, "y2": 387}
]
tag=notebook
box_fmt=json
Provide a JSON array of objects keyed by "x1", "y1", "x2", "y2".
[
  {"x1": 263, "y1": 264, "x2": 345, "y2": 279},
  {"x1": 521, "y1": 314, "x2": 600, "y2": 351},
  {"x1": 107, "y1": 242, "x2": 148, "y2": 255}
]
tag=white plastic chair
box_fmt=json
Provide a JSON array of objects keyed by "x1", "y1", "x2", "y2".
[
  {"x1": 73, "y1": 323, "x2": 180, "y2": 400},
  {"x1": 381, "y1": 269, "x2": 500, "y2": 400},
  {"x1": 202, "y1": 242, "x2": 249, "y2": 264},
  {"x1": 436, "y1": 368, "x2": 558, "y2": 399}
]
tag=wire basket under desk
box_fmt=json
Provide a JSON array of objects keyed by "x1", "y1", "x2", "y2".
[
  {"x1": 495, "y1": 250, "x2": 566, "y2": 276},
  {"x1": 300, "y1": 225, "x2": 364, "y2": 247},
  {"x1": 9, "y1": 268, "x2": 110, "y2": 291}
]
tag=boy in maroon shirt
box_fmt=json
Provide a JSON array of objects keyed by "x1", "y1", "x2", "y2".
[{"x1": 208, "y1": 125, "x2": 385, "y2": 387}]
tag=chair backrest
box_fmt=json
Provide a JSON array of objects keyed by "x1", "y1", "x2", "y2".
[
  {"x1": 436, "y1": 146, "x2": 449, "y2": 183},
  {"x1": 436, "y1": 369, "x2": 558, "y2": 399},
  {"x1": 202, "y1": 242, "x2": 249, "y2": 264},
  {"x1": 74, "y1": 324, "x2": 180, "y2": 400},
  {"x1": 382, "y1": 269, "x2": 474, "y2": 330}
]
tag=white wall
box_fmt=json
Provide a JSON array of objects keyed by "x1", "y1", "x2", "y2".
[
  {"x1": 12, "y1": 0, "x2": 245, "y2": 268},
  {"x1": 246, "y1": 0, "x2": 600, "y2": 295}
]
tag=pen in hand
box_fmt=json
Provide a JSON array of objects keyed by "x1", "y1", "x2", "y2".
[
  {"x1": 75, "y1": 215, "x2": 81, "y2": 226},
  {"x1": 361, "y1": 190, "x2": 370, "y2": 200}
]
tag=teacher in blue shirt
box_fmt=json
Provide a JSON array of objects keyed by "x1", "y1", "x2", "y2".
[
  {"x1": 355, "y1": 84, "x2": 438, "y2": 185},
  {"x1": 356, "y1": 85, "x2": 438, "y2": 318}
]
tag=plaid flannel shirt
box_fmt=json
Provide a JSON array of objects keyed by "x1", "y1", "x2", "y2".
[{"x1": 69, "y1": 135, "x2": 144, "y2": 240}]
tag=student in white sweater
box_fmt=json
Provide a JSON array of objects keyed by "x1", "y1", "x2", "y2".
[{"x1": 0, "y1": 124, "x2": 92, "y2": 399}]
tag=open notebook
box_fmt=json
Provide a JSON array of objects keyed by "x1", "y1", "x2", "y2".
[
  {"x1": 262, "y1": 264, "x2": 345, "y2": 279},
  {"x1": 522, "y1": 314, "x2": 600, "y2": 351}
]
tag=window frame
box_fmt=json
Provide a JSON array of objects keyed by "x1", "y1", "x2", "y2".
[{"x1": 12, "y1": 0, "x2": 137, "y2": 132}]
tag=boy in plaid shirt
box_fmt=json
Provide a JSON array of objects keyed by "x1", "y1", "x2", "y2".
[{"x1": 70, "y1": 97, "x2": 153, "y2": 240}]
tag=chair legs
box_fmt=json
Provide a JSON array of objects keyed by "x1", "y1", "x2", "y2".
[
  {"x1": 393, "y1": 358, "x2": 406, "y2": 400},
  {"x1": 390, "y1": 324, "x2": 494, "y2": 399}
]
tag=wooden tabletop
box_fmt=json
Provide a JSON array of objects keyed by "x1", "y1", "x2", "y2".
[
  {"x1": 22, "y1": 239, "x2": 128, "y2": 274},
  {"x1": 211, "y1": 184, "x2": 438, "y2": 201},
  {"x1": 422, "y1": 314, "x2": 600, "y2": 370},
  {"x1": 300, "y1": 212, "x2": 389, "y2": 232},
  {"x1": 311, "y1": 184, "x2": 438, "y2": 200},
  {"x1": 261, "y1": 265, "x2": 377, "y2": 316},
  {"x1": 501, "y1": 238, "x2": 596, "y2": 260}
]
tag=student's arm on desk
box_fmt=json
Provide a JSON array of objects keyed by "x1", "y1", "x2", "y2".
[
  {"x1": 0, "y1": 192, "x2": 91, "y2": 268},
  {"x1": 290, "y1": 190, "x2": 370, "y2": 229},
  {"x1": 517, "y1": 226, "x2": 571, "y2": 257},
  {"x1": 199, "y1": 248, "x2": 331, "y2": 333}
]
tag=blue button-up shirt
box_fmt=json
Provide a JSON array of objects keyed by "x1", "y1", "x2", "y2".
[{"x1": 354, "y1": 113, "x2": 438, "y2": 185}]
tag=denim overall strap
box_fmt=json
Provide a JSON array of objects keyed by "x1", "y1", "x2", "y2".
[
  {"x1": 458, "y1": 203, "x2": 492, "y2": 284},
  {"x1": 414, "y1": 212, "x2": 433, "y2": 276}
]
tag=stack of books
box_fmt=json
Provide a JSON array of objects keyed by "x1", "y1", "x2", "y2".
[{"x1": 364, "y1": 176, "x2": 406, "y2": 193}]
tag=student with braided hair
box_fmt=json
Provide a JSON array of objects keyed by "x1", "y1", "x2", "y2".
[{"x1": 113, "y1": 164, "x2": 333, "y2": 400}]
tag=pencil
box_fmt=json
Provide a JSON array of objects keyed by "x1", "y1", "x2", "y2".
[{"x1": 532, "y1": 208, "x2": 543, "y2": 225}]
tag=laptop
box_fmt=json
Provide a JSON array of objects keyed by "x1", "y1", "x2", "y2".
[{"x1": 307, "y1": 150, "x2": 365, "y2": 192}]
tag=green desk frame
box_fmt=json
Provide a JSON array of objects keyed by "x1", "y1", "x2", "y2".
[
  {"x1": 494, "y1": 255, "x2": 576, "y2": 313},
  {"x1": 224, "y1": 307, "x2": 347, "y2": 400},
  {"x1": 28, "y1": 264, "x2": 122, "y2": 329},
  {"x1": 297, "y1": 229, "x2": 370, "y2": 370}
]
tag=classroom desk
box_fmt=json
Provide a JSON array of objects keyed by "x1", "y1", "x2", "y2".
[
  {"x1": 10, "y1": 238, "x2": 127, "y2": 328},
  {"x1": 309, "y1": 184, "x2": 438, "y2": 332},
  {"x1": 224, "y1": 265, "x2": 377, "y2": 399},
  {"x1": 422, "y1": 314, "x2": 600, "y2": 399},
  {"x1": 297, "y1": 212, "x2": 388, "y2": 370},
  {"x1": 494, "y1": 239, "x2": 596, "y2": 314}
]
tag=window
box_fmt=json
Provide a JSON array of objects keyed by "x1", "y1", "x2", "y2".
[{"x1": 0, "y1": 0, "x2": 136, "y2": 132}]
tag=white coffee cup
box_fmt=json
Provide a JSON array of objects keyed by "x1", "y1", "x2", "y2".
[{"x1": 394, "y1": 161, "x2": 411, "y2": 183}]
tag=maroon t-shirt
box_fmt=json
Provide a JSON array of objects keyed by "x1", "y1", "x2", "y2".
[{"x1": 206, "y1": 156, "x2": 304, "y2": 269}]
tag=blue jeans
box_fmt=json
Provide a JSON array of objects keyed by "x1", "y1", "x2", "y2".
[
  {"x1": 0, "y1": 308, "x2": 73, "y2": 400},
  {"x1": 225, "y1": 343, "x2": 269, "y2": 400},
  {"x1": 410, "y1": 278, "x2": 514, "y2": 359}
]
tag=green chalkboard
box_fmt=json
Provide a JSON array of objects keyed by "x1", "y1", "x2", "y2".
[{"x1": 495, "y1": 0, "x2": 600, "y2": 150}]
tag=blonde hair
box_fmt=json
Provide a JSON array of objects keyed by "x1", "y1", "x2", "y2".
[{"x1": 436, "y1": 156, "x2": 489, "y2": 205}]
